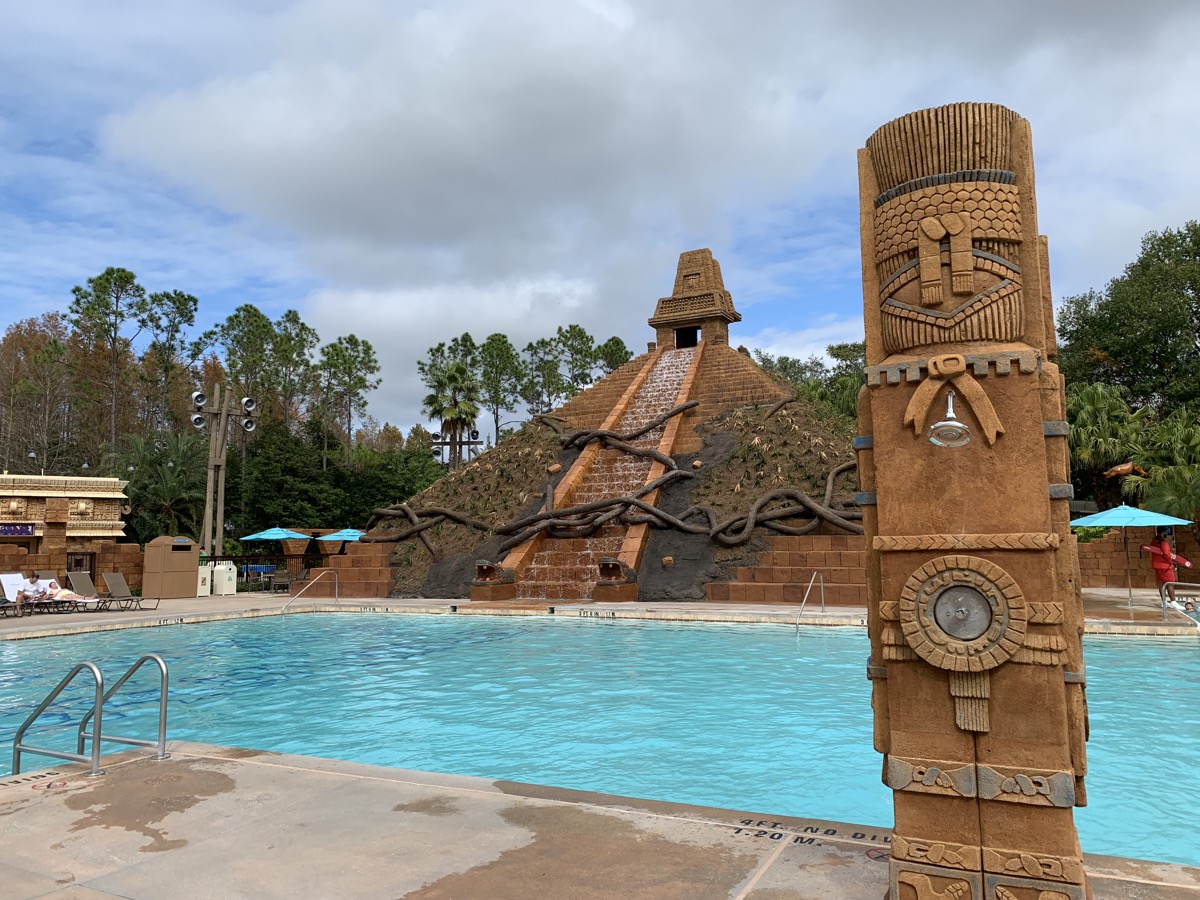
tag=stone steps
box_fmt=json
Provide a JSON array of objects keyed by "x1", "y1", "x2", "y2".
[{"x1": 512, "y1": 348, "x2": 694, "y2": 600}]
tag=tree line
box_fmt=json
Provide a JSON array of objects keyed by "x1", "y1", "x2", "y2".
[
  {"x1": 1056, "y1": 221, "x2": 1200, "y2": 521},
  {"x1": 9, "y1": 221, "x2": 1197, "y2": 542},
  {"x1": 751, "y1": 341, "x2": 865, "y2": 425},
  {"x1": 417, "y1": 325, "x2": 633, "y2": 467},
  {"x1": 0, "y1": 266, "x2": 441, "y2": 548}
]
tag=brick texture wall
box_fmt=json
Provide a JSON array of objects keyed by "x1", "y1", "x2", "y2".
[
  {"x1": 556, "y1": 352, "x2": 654, "y2": 431},
  {"x1": 1074, "y1": 527, "x2": 1200, "y2": 589}
]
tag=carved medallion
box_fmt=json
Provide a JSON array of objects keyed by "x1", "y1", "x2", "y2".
[{"x1": 899, "y1": 556, "x2": 1026, "y2": 673}]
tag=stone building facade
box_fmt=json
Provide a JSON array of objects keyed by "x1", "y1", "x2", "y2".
[{"x1": 0, "y1": 474, "x2": 142, "y2": 585}]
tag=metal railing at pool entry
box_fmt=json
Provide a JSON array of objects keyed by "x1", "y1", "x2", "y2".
[
  {"x1": 281, "y1": 570, "x2": 340, "y2": 612},
  {"x1": 12, "y1": 655, "x2": 170, "y2": 777},
  {"x1": 77, "y1": 655, "x2": 170, "y2": 763},
  {"x1": 1159, "y1": 581, "x2": 1200, "y2": 621},
  {"x1": 795, "y1": 572, "x2": 826, "y2": 629}
]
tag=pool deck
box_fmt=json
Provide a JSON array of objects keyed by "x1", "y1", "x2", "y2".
[
  {"x1": 3, "y1": 743, "x2": 1198, "y2": 899},
  {"x1": 1, "y1": 585, "x2": 1196, "y2": 641},
  {"x1": 2, "y1": 589, "x2": 1197, "y2": 898}
]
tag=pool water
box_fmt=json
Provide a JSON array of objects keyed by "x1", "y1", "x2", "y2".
[{"x1": 1, "y1": 615, "x2": 1196, "y2": 866}]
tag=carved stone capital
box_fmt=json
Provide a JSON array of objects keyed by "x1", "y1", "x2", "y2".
[
  {"x1": 893, "y1": 834, "x2": 981, "y2": 871},
  {"x1": 873, "y1": 533, "x2": 1060, "y2": 552},
  {"x1": 982, "y1": 846, "x2": 1085, "y2": 884}
]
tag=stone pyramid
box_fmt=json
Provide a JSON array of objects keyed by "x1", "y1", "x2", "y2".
[{"x1": 471, "y1": 249, "x2": 794, "y2": 603}]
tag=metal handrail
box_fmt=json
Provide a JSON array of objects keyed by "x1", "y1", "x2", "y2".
[
  {"x1": 1159, "y1": 581, "x2": 1200, "y2": 621},
  {"x1": 795, "y1": 572, "x2": 826, "y2": 627},
  {"x1": 13, "y1": 662, "x2": 106, "y2": 777},
  {"x1": 281, "y1": 570, "x2": 340, "y2": 611},
  {"x1": 77, "y1": 654, "x2": 170, "y2": 761}
]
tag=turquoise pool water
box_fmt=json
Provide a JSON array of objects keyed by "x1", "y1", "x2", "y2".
[{"x1": 1, "y1": 616, "x2": 1196, "y2": 866}]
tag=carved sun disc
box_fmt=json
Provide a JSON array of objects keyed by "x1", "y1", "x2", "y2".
[{"x1": 898, "y1": 555, "x2": 1027, "y2": 672}]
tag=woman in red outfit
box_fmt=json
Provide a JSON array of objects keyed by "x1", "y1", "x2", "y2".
[{"x1": 1149, "y1": 527, "x2": 1178, "y2": 604}]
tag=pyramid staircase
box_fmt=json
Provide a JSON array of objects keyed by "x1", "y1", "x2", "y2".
[{"x1": 472, "y1": 344, "x2": 703, "y2": 603}]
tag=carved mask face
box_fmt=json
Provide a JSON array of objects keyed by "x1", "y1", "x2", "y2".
[{"x1": 865, "y1": 104, "x2": 1029, "y2": 355}]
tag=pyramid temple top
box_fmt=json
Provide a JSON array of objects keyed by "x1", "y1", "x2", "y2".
[{"x1": 648, "y1": 249, "x2": 741, "y2": 348}]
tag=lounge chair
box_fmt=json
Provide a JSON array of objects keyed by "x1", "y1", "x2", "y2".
[
  {"x1": 37, "y1": 570, "x2": 59, "y2": 583},
  {"x1": 63, "y1": 572, "x2": 113, "y2": 613},
  {"x1": 20, "y1": 577, "x2": 73, "y2": 614},
  {"x1": 101, "y1": 572, "x2": 161, "y2": 610},
  {"x1": 73, "y1": 571, "x2": 133, "y2": 614},
  {"x1": 68, "y1": 571, "x2": 101, "y2": 597},
  {"x1": 1, "y1": 572, "x2": 24, "y2": 617}
]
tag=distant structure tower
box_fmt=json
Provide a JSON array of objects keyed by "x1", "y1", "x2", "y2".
[
  {"x1": 856, "y1": 103, "x2": 1089, "y2": 899},
  {"x1": 647, "y1": 249, "x2": 741, "y2": 349}
]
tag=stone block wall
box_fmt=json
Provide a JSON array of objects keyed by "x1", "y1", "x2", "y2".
[
  {"x1": 98, "y1": 543, "x2": 145, "y2": 592},
  {"x1": 0, "y1": 538, "x2": 143, "y2": 590},
  {"x1": 292, "y1": 541, "x2": 393, "y2": 598},
  {"x1": 707, "y1": 532, "x2": 867, "y2": 604}
]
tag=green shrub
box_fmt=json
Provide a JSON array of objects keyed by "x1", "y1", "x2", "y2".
[{"x1": 1072, "y1": 526, "x2": 1110, "y2": 544}]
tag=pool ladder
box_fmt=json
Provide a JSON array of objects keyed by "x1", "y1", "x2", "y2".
[
  {"x1": 12, "y1": 654, "x2": 170, "y2": 777},
  {"x1": 281, "y1": 570, "x2": 340, "y2": 612},
  {"x1": 794, "y1": 572, "x2": 826, "y2": 630}
]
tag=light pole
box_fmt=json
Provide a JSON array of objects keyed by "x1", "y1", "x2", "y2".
[
  {"x1": 191, "y1": 384, "x2": 259, "y2": 554},
  {"x1": 430, "y1": 428, "x2": 483, "y2": 470},
  {"x1": 27, "y1": 451, "x2": 44, "y2": 476}
]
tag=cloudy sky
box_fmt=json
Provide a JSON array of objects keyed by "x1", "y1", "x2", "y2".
[{"x1": 3, "y1": 0, "x2": 1198, "y2": 437}]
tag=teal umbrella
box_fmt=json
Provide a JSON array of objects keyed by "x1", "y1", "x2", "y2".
[
  {"x1": 1070, "y1": 505, "x2": 1192, "y2": 605},
  {"x1": 240, "y1": 527, "x2": 310, "y2": 541},
  {"x1": 316, "y1": 529, "x2": 365, "y2": 542},
  {"x1": 1069, "y1": 505, "x2": 1191, "y2": 529}
]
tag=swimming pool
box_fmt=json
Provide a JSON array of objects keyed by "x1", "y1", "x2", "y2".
[{"x1": 1, "y1": 615, "x2": 1196, "y2": 866}]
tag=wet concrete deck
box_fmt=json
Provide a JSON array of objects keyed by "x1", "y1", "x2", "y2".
[{"x1": 3, "y1": 743, "x2": 1198, "y2": 899}]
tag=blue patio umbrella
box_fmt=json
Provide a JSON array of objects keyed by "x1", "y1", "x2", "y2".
[
  {"x1": 316, "y1": 529, "x2": 365, "y2": 542},
  {"x1": 240, "y1": 527, "x2": 310, "y2": 541},
  {"x1": 1070, "y1": 505, "x2": 1192, "y2": 605}
]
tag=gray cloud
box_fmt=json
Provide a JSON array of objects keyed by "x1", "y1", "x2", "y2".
[{"x1": 7, "y1": 0, "x2": 1200, "y2": 431}]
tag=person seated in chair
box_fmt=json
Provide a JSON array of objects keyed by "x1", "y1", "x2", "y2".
[{"x1": 18, "y1": 573, "x2": 48, "y2": 613}]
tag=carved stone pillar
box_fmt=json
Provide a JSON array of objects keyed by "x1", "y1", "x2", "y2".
[{"x1": 856, "y1": 103, "x2": 1089, "y2": 900}]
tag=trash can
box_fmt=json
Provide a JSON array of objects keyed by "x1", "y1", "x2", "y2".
[
  {"x1": 196, "y1": 562, "x2": 213, "y2": 598},
  {"x1": 212, "y1": 563, "x2": 237, "y2": 596},
  {"x1": 144, "y1": 536, "x2": 203, "y2": 599}
]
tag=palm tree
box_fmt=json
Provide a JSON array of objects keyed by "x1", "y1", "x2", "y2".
[
  {"x1": 1066, "y1": 382, "x2": 1152, "y2": 508},
  {"x1": 421, "y1": 360, "x2": 481, "y2": 470},
  {"x1": 116, "y1": 432, "x2": 208, "y2": 542},
  {"x1": 1125, "y1": 407, "x2": 1200, "y2": 524}
]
